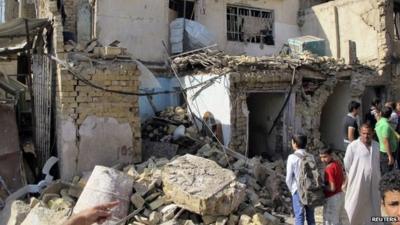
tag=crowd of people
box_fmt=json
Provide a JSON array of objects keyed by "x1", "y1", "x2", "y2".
[{"x1": 286, "y1": 99, "x2": 400, "y2": 225}]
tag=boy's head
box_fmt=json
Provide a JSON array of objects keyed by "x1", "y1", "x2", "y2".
[
  {"x1": 382, "y1": 106, "x2": 393, "y2": 119},
  {"x1": 372, "y1": 98, "x2": 381, "y2": 107},
  {"x1": 291, "y1": 134, "x2": 307, "y2": 150},
  {"x1": 379, "y1": 170, "x2": 400, "y2": 225},
  {"x1": 348, "y1": 101, "x2": 361, "y2": 115},
  {"x1": 319, "y1": 148, "x2": 333, "y2": 164}
]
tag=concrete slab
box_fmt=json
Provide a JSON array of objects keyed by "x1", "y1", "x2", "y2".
[
  {"x1": 73, "y1": 166, "x2": 133, "y2": 225},
  {"x1": 162, "y1": 154, "x2": 246, "y2": 216}
]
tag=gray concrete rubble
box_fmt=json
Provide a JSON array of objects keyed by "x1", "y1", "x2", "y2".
[
  {"x1": 162, "y1": 154, "x2": 246, "y2": 216},
  {"x1": 0, "y1": 137, "x2": 289, "y2": 225},
  {"x1": 73, "y1": 166, "x2": 134, "y2": 225}
]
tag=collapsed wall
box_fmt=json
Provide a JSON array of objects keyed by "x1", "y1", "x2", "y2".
[
  {"x1": 56, "y1": 58, "x2": 142, "y2": 180},
  {"x1": 173, "y1": 51, "x2": 378, "y2": 156}
]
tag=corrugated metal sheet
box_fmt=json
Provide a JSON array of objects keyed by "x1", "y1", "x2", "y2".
[{"x1": 32, "y1": 54, "x2": 53, "y2": 168}]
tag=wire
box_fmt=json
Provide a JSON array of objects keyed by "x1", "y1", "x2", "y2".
[{"x1": 47, "y1": 54, "x2": 222, "y2": 97}]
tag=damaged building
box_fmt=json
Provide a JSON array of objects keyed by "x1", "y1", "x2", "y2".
[{"x1": 0, "y1": 0, "x2": 400, "y2": 224}]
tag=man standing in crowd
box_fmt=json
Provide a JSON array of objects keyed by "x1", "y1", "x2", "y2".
[
  {"x1": 379, "y1": 170, "x2": 400, "y2": 225},
  {"x1": 385, "y1": 102, "x2": 399, "y2": 130},
  {"x1": 286, "y1": 134, "x2": 315, "y2": 225},
  {"x1": 343, "y1": 101, "x2": 361, "y2": 150},
  {"x1": 375, "y1": 106, "x2": 397, "y2": 174},
  {"x1": 365, "y1": 98, "x2": 380, "y2": 129},
  {"x1": 344, "y1": 123, "x2": 381, "y2": 225},
  {"x1": 319, "y1": 148, "x2": 345, "y2": 225}
]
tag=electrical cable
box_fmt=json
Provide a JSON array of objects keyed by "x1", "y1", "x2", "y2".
[{"x1": 47, "y1": 54, "x2": 222, "y2": 97}]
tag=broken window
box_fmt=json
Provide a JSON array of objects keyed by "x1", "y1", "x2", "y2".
[
  {"x1": 169, "y1": 0, "x2": 195, "y2": 19},
  {"x1": 394, "y1": 3, "x2": 400, "y2": 40},
  {"x1": 227, "y1": 5, "x2": 274, "y2": 45}
]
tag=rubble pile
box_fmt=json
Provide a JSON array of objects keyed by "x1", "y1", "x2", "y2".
[
  {"x1": 64, "y1": 39, "x2": 132, "y2": 60},
  {"x1": 171, "y1": 49, "x2": 375, "y2": 76},
  {"x1": 0, "y1": 143, "x2": 291, "y2": 225},
  {"x1": 141, "y1": 106, "x2": 192, "y2": 142}
]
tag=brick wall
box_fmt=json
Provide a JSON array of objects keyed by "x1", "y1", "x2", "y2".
[
  {"x1": 63, "y1": 0, "x2": 77, "y2": 33},
  {"x1": 56, "y1": 60, "x2": 142, "y2": 180}
]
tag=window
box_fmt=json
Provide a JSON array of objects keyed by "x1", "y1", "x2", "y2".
[
  {"x1": 394, "y1": 3, "x2": 400, "y2": 40},
  {"x1": 0, "y1": 0, "x2": 4, "y2": 23},
  {"x1": 227, "y1": 5, "x2": 274, "y2": 45}
]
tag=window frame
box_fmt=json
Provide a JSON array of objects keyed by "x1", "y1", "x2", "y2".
[{"x1": 226, "y1": 4, "x2": 275, "y2": 45}]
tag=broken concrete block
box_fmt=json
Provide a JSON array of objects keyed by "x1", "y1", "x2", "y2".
[
  {"x1": 145, "y1": 192, "x2": 161, "y2": 202},
  {"x1": 160, "y1": 219, "x2": 180, "y2": 225},
  {"x1": 216, "y1": 217, "x2": 228, "y2": 225},
  {"x1": 94, "y1": 46, "x2": 125, "y2": 58},
  {"x1": 161, "y1": 204, "x2": 178, "y2": 221},
  {"x1": 149, "y1": 196, "x2": 165, "y2": 210},
  {"x1": 238, "y1": 215, "x2": 252, "y2": 225},
  {"x1": 41, "y1": 193, "x2": 60, "y2": 204},
  {"x1": 202, "y1": 215, "x2": 218, "y2": 225},
  {"x1": 125, "y1": 165, "x2": 140, "y2": 179},
  {"x1": 162, "y1": 154, "x2": 246, "y2": 216},
  {"x1": 252, "y1": 213, "x2": 268, "y2": 225},
  {"x1": 131, "y1": 193, "x2": 145, "y2": 209},
  {"x1": 263, "y1": 212, "x2": 279, "y2": 225},
  {"x1": 4, "y1": 200, "x2": 31, "y2": 225},
  {"x1": 20, "y1": 205, "x2": 69, "y2": 225},
  {"x1": 48, "y1": 198, "x2": 73, "y2": 210},
  {"x1": 149, "y1": 211, "x2": 161, "y2": 225},
  {"x1": 29, "y1": 198, "x2": 39, "y2": 208},
  {"x1": 183, "y1": 220, "x2": 195, "y2": 225},
  {"x1": 134, "y1": 215, "x2": 149, "y2": 224},
  {"x1": 73, "y1": 166, "x2": 133, "y2": 225},
  {"x1": 227, "y1": 214, "x2": 239, "y2": 225}
]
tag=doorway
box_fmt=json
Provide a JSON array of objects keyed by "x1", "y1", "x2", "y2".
[{"x1": 247, "y1": 92, "x2": 292, "y2": 160}]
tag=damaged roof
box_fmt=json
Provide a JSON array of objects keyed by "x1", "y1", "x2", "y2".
[
  {"x1": 0, "y1": 18, "x2": 50, "y2": 56},
  {"x1": 171, "y1": 49, "x2": 377, "y2": 77}
]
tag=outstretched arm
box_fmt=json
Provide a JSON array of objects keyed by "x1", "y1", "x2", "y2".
[{"x1": 63, "y1": 201, "x2": 119, "y2": 225}]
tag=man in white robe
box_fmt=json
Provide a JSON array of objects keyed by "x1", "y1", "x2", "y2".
[{"x1": 344, "y1": 123, "x2": 382, "y2": 225}]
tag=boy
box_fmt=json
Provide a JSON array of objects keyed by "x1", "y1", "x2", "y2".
[
  {"x1": 286, "y1": 134, "x2": 315, "y2": 225},
  {"x1": 379, "y1": 170, "x2": 400, "y2": 225},
  {"x1": 319, "y1": 148, "x2": 345, "y2": 225}
]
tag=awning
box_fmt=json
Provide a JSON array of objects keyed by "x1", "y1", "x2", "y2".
[
  {"x1": 0, "y1": 18, "x2": 50, "y2": 38},
  {"x1": 0, "y1": 18, "x2": 50, "y2": 56}
]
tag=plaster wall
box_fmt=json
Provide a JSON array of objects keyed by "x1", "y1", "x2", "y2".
[
  {"x1": 182, "y1": 74, "x2": 232, "y2": 146},
  {"x1": 320, "y1": 81, "x2": 351, "y2": 151},
  {"x1": 95, "y1": 0, "x2": 170, "y2": 63},
  {"x1": 301, "y1": 0, "x2": 380, "y2": 65},
  {"x1": 195, "y1": 0, "x2": 301, "y2": 56}
]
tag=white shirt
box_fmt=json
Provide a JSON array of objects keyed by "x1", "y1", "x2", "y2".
[
  {"x1": 389, "y1": 112, "x2": 398, "y2": 130},
  {"x1": 285, "y1": 149, "x2": 306, "y2": 195}
]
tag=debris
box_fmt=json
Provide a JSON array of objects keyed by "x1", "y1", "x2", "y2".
[
  {"x1": 73, "y1": 166, "x2": 133, "y2": 225},
  {"x1": 148, "y1": 196, "x2": 165, "y2": 210},
  {"x1": 162, "y1": 154, "x2": 246, "y2": 216},
  {"x1": 3, "y1": 200, "x2": 30, "y2": 225},
  {"x1": 131, "y1": 193, "x2": 145, "y2": 209},
  {"x1": 20, "y1": 204, "x2": 69, "y2": 225}
]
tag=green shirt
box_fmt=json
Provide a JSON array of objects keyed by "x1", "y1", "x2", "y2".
[{"x1": 375, "y1": 118, "x2": 398, "y2": 153}]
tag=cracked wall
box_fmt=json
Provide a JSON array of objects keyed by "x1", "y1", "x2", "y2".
[
  {"x1": 300, "y1": 0, "x2": 391, "y2": 76},
  {"x1": 56, "y1": 61, "x2": 141, "y2": 180},
  {"x1": 228, "y1": 68, "x2": 371, "y2": 156}
]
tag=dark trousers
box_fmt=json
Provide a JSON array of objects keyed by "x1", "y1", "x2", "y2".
[
  {"x1": 380, "y1": 152, "x2": 394, "y2": 175},
  {"x1": 397, "y1": 148, "x2": 400, "y2": 169}
]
